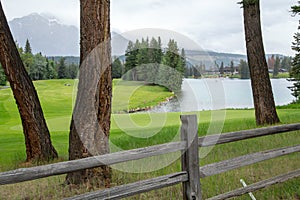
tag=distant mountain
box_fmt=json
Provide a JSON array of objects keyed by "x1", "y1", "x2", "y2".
[
  {"x1": 9, "y1": 13, "x2": 79, "y2": 56},
  {"x1": 8, "y1": 13, "x2": 285, "y2": 68},
  {"x1": 111, "y1": 32, "x2": 130, "y2": 56},
  {"x1": 185, "y1": 50, "x2": 285, "y2": 69},
  {"x1": 9, "y1": 13, "x2": 129, "y2": 57},
  {"x1": 184, "y1": 50, "x2": 247, "y2": 68}
]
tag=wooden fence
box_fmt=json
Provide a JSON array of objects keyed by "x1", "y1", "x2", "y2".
[{"x1": 0, "y1": 115, "x2": 299, "y2": 199}]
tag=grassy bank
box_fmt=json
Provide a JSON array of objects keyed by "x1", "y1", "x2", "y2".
[
  {"x1": 112, "y1": 79, "x2": 173, "y2": 113},
  {"x1": 0, "y1": 79, "x2": 299, "y2": 199},
  {"x1": 200, "y1": 72, "x2": 290, "y2": 79}
]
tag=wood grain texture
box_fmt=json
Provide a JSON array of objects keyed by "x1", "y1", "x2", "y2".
[
  {"x1": 181, "y1": 115, "x2": 202, "y2": 200},
  {"x1": 242, "y1": 0, "x2": 280, "y2": 125},
  {"x1": 207, "y1": 169, "x2": 300, "y2": 200},
  {"x1": 198, "y1": 123, "x2": 300, "y2": 147},
  {"x1": 0, "y1": 141, "x2": 186, "y2": 185},
  {"x1": 64, "y1": 172, "x2": 188, "y2": 200},
  {"x1": 66, "y1": 0, "x2": 112, "y2": 186},
  {"x1": 0, "y1": 1, "x2": 57, "y2": 161},
  {"x1": 200, "y1": 145, "x2": 300, "y2": 178},
  {"x1": 0, "y1": 119, "x2": 299, "y2": 200}
]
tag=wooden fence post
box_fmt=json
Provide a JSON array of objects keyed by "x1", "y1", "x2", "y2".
[{"x1": 181, "y1": 115, "x2": 202, "y2": 200}]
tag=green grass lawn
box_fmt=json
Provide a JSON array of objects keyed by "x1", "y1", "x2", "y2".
[
  {"x1": 0, "y1": 79, "x2": 299, "y2": 199},
  {"x1": 0, "y1": 79, "x2": 173, "y2": 166},
  {"x1": 112, "y1": 79, "x2": 173, "y2": 113},
  {"x1": 271, "y1": 72, "x2": 290, "y2": 79}
]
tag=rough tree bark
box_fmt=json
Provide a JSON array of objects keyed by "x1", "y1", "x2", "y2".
[
  {"x1": 242, "y1": 0, "x2": 280, "y2": 125},
  {"x1": 66, "y1": 0, "x2": 112, "y2": 187},
  {"x1": 0, "y1": 2, "x2": 58, "y2": 161}
]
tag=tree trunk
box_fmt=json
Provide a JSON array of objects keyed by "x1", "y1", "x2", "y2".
[
  {"x1": 242, "y1": 0, "x2": 280, "y2": 125},
  {"x1": 66, "y1": 0, "x2": 112, "y2": 187},
  {"x1": 0, "y1": 2, "x2": 58, "y2": 161}
]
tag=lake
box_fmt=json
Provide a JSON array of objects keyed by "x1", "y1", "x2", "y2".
[{"x1": 151, "y1": 78, "x2": 295, "y2": 112}]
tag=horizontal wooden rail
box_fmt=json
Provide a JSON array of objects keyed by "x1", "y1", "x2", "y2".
[
  {"x1": 0, "y1": 141, "x2": 186, "y2": 185},
  {"x1": 200, "y1": 145, "x2": 300, "y2": 178},
  {"x1": 207, "y1": 169, "x2": 300, "y2": 200},
  {"x1": 65, "y1": 171, "x2": 188, "y2": 200},
  {"x1": 199, "y1": 123, "x2": 300, "y2": 147},
  {"x1": 0, "y1": 119, "x2": 299, "y2": 200}
]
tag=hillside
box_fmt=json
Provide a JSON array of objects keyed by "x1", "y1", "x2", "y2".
[
  {"x1": 9, "y1": 13, "x2": 79, "y2": 56},
  {"x1": 9, "y1": 13, "x2": 286, "y2": 69}
]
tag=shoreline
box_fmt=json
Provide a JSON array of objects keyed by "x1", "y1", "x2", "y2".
[{"x1": 127, "y1": 95, "x2": 175, "y2": 114}]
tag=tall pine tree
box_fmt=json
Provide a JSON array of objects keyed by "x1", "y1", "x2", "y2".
[
  {"x1": 124, "y1": 41, "x2": 138, "y2": 80},
  {"x1": 24, "y1": 39, "x2": 32, "y2": 54},
  {"x1": 163, "y1": 39, "x2": 180, "y2": 70},
  {"x1": 239, "y1": 59, "x2": 250, "y2": 79},
  {"x1": 240, "y1": 0, "x2": 280, "y2": 125},
  {"x1": 123, "y1": 37, "x2": 184, "y2": 93},
  {"x1": 273, "y1": 56, "x2": 280, "y2": 77},
  {"x1": 160, "y1": 39, "x2": 183, "y2": 92},
  {"x1": 0, "y1": 1, "x2": 58, "y2": 161},
  {"x1": 112, "y1": 57, "x2": 123, "y2": 79},
  {"x1": 230, "y1": 60, "x2": 235, "y2": 75},
  {"x1": 290, "y1": 2, "x2": 300, "y2": 102},
  {"x1": 180, "y1": 48, "x2": 187, "y2": 75},
  {"x1": 57, "y1": 57, "x2": 66, "y2": 79},
  {"x1": 220, "y1": 62, "x2": 224, "y2": 75},
  {"x1": 66, "y1": 0, "x2": 112, "y2": 186}
]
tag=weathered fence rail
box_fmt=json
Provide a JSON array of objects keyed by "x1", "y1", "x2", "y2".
[
  {"x1": 0, "y1": 141, "x2": 186, "y2": 185},
  {"x1": 0, "y1": 115, "x2": 299, "y2": 200},
  {"x1": 207, "y1": 169, "x2": 300, "y2": 200},
  {"x1": 198, "y1": 123, "x2": 300, "y2": 147}
]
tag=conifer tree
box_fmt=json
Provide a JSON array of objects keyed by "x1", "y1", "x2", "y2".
[
  {"x1": 0, "y1": 2, "x2": 57, "y2": 161},
  {"x1": 179, "y1": 48, "x2": 187, "y2": 74},
  {"x1": 137, "y1": 38, "x2": 149, "y2": 65},
  {"x1": 220, "y1": 62, "x2": 224, "y2": 75},
  {"x1": 240, "y1": 0, "x2": 280, "y2": 125},
  {"x1": 112, "y1": 57, "x2": 123, "y2": 79},
  {"x1": 281, "y1": 56, "x2": 292, "y2": 71},
  {"x1": 290, "y1": 2, "x2": 300, "y2": 102},
  {"x1": 230, "y1": 60, "x2": 235, "y2": 75},
  {"x1": 45, "y1": 59, "x2": 57, "y2": 79},
  {"x1": 57, "y1": 57, "x2": 66, "y2": 79},
  {"x1": 239, "y1": 59, "x2": 250, "y2": 79},
  {"x1": 160, "y1": 39, "x2": 183, "y2": 92},
  {"x1": 149, "y1": 37, "x2": 163, "y2": 64},
  {"x1": 273, "y1": 56, "x2": 280, "y2": 77},
  {"x1": 124, "y1": 41, "x2": 138, "y2": 80},
  {"x1": 163, "y1": 39, "x2": 180, "y2": 70},
  {"x1": 123, "y1": 37, "x2": 184, "y2": 93},
  {"x1": 66, "y1": 0, "x2": 112, "y2": 186},
  {"x1": 24, "y1": 39, "x2": 32, "y2": 54}
]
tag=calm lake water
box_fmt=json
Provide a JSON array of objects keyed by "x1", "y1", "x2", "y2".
[{"x1": 152, "y1": 78, "x2": 295, "y2": 112}]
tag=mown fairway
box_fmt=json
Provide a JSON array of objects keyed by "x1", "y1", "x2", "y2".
[
  {"x1": 0, "y1": 79, "x2": 174, "y2": 166},
  {"x1": 0, "y1": 79, "x2": 299, "y2": 199}
]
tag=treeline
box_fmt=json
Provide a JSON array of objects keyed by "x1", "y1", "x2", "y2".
[
  {"x1": 268, "y1": 55, "x2": 292, "y2": 76},
  {"x1": 0, "y1": 39, "x2": 79, "y2": 86},
  {"x1": 113, "y1": 37, "x2": 186, "y2": 93},
  {"x1": 184, "y1": 64, "x2": 205, "y2": 78},
  {"x1": 237, "y1": 55, "x2": 292, "y2": 79}
]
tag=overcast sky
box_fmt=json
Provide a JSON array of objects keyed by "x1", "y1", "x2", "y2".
[{"x1": 1, "y1": 0, "x2": 299, "y2": 55}]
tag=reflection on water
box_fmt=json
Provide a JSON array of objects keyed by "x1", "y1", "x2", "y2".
[{"x1": 150, "y1": 78, "x2": 295, "y2": 113}]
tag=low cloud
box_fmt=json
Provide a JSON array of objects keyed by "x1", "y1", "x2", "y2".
[{"x1": 2, "y1": 0, "x2": 299, "y2": 55}]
